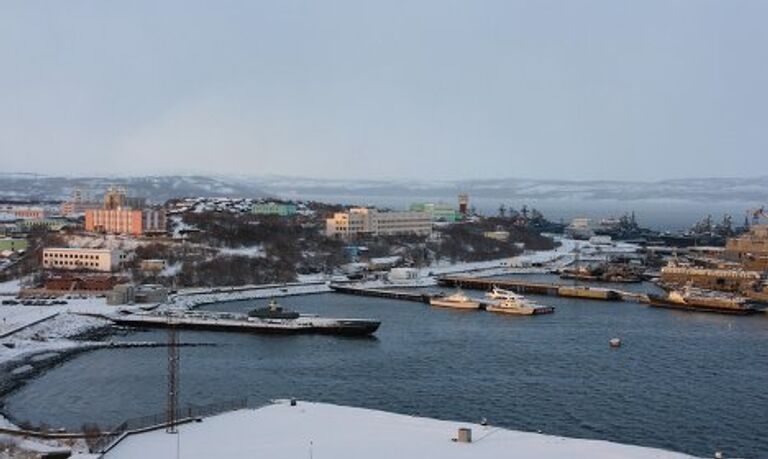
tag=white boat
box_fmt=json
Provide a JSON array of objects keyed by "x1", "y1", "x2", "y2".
[
  {"x1": 485, "y1": 287, "x2": 554, "y2": 315},
  {"x1": 430, "y1": 289, "x2": 481, "y2": 309}
]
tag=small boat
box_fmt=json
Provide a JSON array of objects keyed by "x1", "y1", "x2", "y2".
[
  {"x1": 430, "y1": 289, "x2": 480, "y2": 309},
  {"x1": 485, "y1": 287, "x2": 554, "y2": 315}
]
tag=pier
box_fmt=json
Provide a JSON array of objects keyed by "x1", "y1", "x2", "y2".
[
  {"x1": 328, "y1": 284, "x2": 436, "y2": 303},
  {"x1": 437, "y1": 276, "x2": 559, "y2": 295},
  {"x1": 438, "y1": 276, "x2": 626, "y2": 301},
  {"x1": 330, "y1": 279, "x2": 634, "y2": 303}
]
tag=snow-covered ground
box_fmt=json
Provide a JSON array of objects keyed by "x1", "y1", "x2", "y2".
[
  {"x1": 0, "y1": 279, "x2": 21, "y2": 295},
  {"x1": 103, "y1": 401, "x2": 700, "y2": 459},
  {"x1": 0, "y1": 298, "x2": 144, "y2": 367},
  {"x1": 352, "y1": 237, "x2": 581, "y2": 289},
  {"x1": 217, "y1": 245, "x2": 266, "y2": 258},
  {"x1": 170, "y1": 282, "x2": 333, "y2": 309}
]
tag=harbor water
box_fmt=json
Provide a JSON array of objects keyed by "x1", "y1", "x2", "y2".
[{"x1": 4, "y1": 285, "x2": 768, "y2": 457}]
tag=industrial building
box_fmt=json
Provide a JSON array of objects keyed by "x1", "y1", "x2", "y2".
[
  {"x1": 43, "y1": 247, "x2": 124, "y2": 272},
  {"x1": 326, "y1": 208, "x2": 432, "y2": 238},
  {"x1": 724, "y1": 225, "x2": 768, "y2": 271},
  {"x1": 140, "y1": 259, "x2": 168, "y2": 273},
  {"x1": 107, "y1": 283, "x2": 168, "y2": 305},
  {"x1": 42, "y1": 273, "x2": 129, "y2": 293},
  {"x1": 660, "y1": 264, "x2": 762, "y2": 293},
  {"x1": 252, "y1": 202, "x2": 297, "y2": 216}
]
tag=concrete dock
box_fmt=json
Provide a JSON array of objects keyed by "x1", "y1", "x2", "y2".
[
  {"x1": 329, "y1": 285, "x2": 436, "y2": 303},
  {"x1": 437, "y1": 276, "x2": 625, "y2": 301}
]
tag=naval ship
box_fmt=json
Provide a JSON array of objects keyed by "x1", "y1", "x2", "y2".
[{"x1": 113, "y1": 299, "x2": 381, "y2": 336}]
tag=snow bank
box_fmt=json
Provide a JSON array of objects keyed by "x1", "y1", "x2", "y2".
[
  {"x1": 0, "y1": 278, "x2": 21, "y2": 295},
  {"x1": 0, "y1": 298, "x2": 142, "y2": 366},
  {"x1": 104, "y1": 401, "x2": 700, "y2": 459},
  {"x1": 218, "y1": 245, "x2": 266, "y2": 258}
]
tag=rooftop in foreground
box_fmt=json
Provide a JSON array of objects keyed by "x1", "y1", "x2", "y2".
[{"x1": 102, "y1": 401, "x2": 700, "y2": 459}]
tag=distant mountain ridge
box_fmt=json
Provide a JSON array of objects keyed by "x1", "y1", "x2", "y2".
[
  {"x1": 0, "y1": 173, "x2": 766, "y2": 204},
  {"x1": 0, "y1": 175, "x2": 270, "y2": 203}
]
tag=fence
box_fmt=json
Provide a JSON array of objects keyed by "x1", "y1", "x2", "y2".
[{"x1": 91, "y1": 397, "x2": 263, "y2": 453}]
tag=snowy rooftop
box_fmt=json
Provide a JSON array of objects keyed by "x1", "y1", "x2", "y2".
[{"x1": 104, "y1": 401, "x2": 699, "y2": 459}]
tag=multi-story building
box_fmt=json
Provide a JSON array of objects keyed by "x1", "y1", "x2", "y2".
[
  {"x1": 252, "y1": 202, "x2": 297, "y2": 216},
  {"x1": 0, "y1": 205, "x2": 46, "y2": 220},
  {"x1": 61, "y1": 201, "x2": 102, "y2": 216},
  {"x1": 725, "y1": 225, "x2": 768, "y2": 271},
  {"x1": 86, "y1": 209, "x2": 143, "y2": 235},
  {"x1": 60, "y1": 187, "x2": 102, "y2": 216},
  {"x1": 85, "y1": 208, "x2": 166, "y2": 235},
  {"x1": 78, "y1": 186, "x2": 163, "y2": 235},
  {"x1": 326, "y1": 208, "x2": 432, "y2": 238},
  {"x1": 43, "y1": 248, "x2": 124, "y2": 272},
  {"x1": 409, "y1": 203, "x2": 459, "y2": 222}
]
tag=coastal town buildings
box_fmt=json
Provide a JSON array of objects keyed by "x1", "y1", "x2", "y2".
[
  {"x1": 84, "y1": 186, "x2": 166, "y2": 235},
  {"x1": 252, "y1": 202, "x2": 297, "y2": 216},
  {"x1": 0, "y1": 205, "x2": 47, "y2": 220},
  {"x1": 60, "y1": 188, "x2": 102, "y2": 216},
  {"x1": 409, "y1": 202, "x2": 459, "y2": 222},
  {"x1": 86, "y1": 209, "x2": 144, "y2": 235},
  {"x1": 42, "y1": 248, "x2": 125, "y2": 272},
  {"x1": 326, "y1": 208, "x2": 432, "y2": 238},
  {"x1": 85, "y1": 208, "x2": 167, "y2": 235},
  {"x1": 42, "y1": 273, "x2": 128, "y2": 292}
]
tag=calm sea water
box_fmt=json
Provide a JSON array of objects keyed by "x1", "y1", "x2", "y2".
[{"x1": 5, "y1": 280, "x2": 768, "y2": 457}]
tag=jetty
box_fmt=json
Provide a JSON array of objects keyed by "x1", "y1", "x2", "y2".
[
  {"x1": 328, "y1": 284, "x2": 435, "y2": 303},
  {"x1": 437, "y1": 276, "x2": 624, "y2": 301}
]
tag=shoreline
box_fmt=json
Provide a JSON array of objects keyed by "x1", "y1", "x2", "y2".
[{"x1": 0, "y1": 326, "x2": 217, "y2": 430}]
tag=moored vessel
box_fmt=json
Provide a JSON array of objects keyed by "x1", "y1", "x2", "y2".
[
  {"x1": 429, "y1": 289, "x2": 480, "y2": 309},
  {"x1": 112, "y1": 299, "x2": 381, "y2": 336},
  {"x1": 647, "y1": 287, "x2": 758, "y2": 315},
  {"x1": 485, "y1": 287, "x2": 554, "y2": 315}
]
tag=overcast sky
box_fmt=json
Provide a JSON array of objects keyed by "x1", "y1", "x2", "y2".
[{"x1": 1, "y1": 1, "x2": 766, "y2": 180}]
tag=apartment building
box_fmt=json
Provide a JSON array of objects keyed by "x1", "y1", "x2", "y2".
[
  {"x1": 326, "y1": 208, "x2": 432, "y2": 238},
  {"x1": 85, "y1": 208, "x2": 166, "y2": 235}
]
